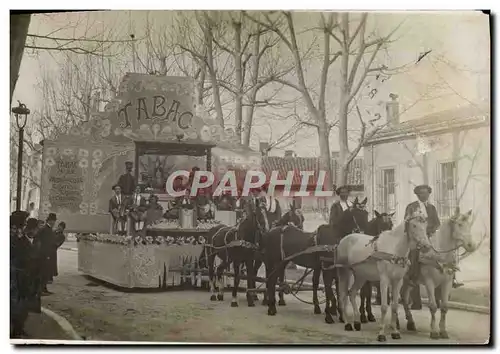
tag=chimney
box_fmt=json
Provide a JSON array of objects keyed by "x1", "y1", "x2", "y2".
[
  {"x1": 284, "y1": 150, "x2": 294, "y2": 158},
  {"x1": 386, "y1": 93, "x2": 400, "y2": 126},
  {"x1": 260, "y1": 142, "x2": 270, "y2": 156}
]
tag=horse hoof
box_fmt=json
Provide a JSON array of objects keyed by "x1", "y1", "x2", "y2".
[
  {"x1": 407, "y1": 322, "x2": 417, "y2": 332},
  {"x1": 262, "y1": 299, "x2": 268, "y2": 306},
  {"x1": 391, "y1": 333, "x2": 401, "y2": 340},
  {"x1": 210, "y1": 295, "x2": 217, "y2": 301},
  {"x1": 345, "y1": 323, "x2": 353, "y2": 331},
  {"x1": 354, "y1": 322, "x2": 361, "y2": 331},
  {"x1": 278, "y1": 299, "x2": 286, "y2": 306},
  {"x1": 440, "y1": 331, "x2": 449, "y2": 339},
  {"x1": 325, "y1": 315, "x2": 334, "y2": 324},
  {"x1": 314, "y1": 306, "x2": 322, "y2": 315},
  {"x1": 368, "y1": 314, "x2": 376, "y2": 322},
  {"x1": 247, "y1": 302, "x2": 255, "y2": 307},
  {"x1": 217, "y1": 294, "x2": 224, "y2": 301},
  {"x1": 231, "y1": 302, "x2": 238, "y2": 307},
  {"x1": 360, "y1": 314, "x2": 368, "y2": 323},
  {"x1": 430, "y1": 332, "x2": 440, "y2": 339},
  {"x1": 267, "y1": 308, "x2": 277, "y2": 316},
  {"x1": 377, "y1": 334, "x2": 386, "y2": 342}
]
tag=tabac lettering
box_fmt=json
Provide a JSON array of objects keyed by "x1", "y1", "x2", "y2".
[
  {"x1": 117, "y1": 96, "x2": 193, "y2": 130},
  {"x1": 152, "y1": 95, "x2": 166, "y2": 118},
  {"x1": 165, "y1": 100, "x2": 181, "y2": 122},
  {"x1": 118, "y1": 102, "x2": 133, "y2": 128},
  {"x1": 178, "y1": 112, "x2": 193, "y2": 130}
]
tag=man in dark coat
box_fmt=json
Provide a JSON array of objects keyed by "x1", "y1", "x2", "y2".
[
  {"x1": 329, "y1": 185, "x2": 353, "y2": 231},
  {"x1": 10, "y1": 211, "x2": 30, "y2": 338},
  {"x1": 405, "y1": 185, "x2": 442, "y2": 309},
  {"x1": 109, "y1": 185, "x2": 129, "y2": 235},
  {"x1": 117, "y1": 161, "x2": 136, "y2": 197},
  {"x1": 49, "y1": 221, "x2": 67, "y2": 281},
  {"x1": 259, "y1": 186, "x2": 282, "y2": 227},
  {"x1": 34, "y1": 213, "x2": 57, "y2": 295}
]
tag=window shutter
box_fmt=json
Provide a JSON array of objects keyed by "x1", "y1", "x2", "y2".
[
  {"x1": 375, "y1": 168, "x2": 382, "y2": 212},
  {"x1": 435, "y1": 161, "x2": 442, "y2": 216}
]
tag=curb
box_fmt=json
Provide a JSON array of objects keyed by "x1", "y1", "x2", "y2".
[
  {"x1": 294, "y1": 281, "x2": 489, "y2": 315},
  {"x1": 61, "y1": 247, "x2": 77, "y2": 252},
  {"x1": 41, "y1": 307, "x2": 83, "y2": 341}
]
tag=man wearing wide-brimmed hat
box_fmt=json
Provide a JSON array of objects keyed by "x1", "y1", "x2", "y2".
[
  {"x1": 404, "y1": 184, "x2": 448, "y2": 309},
  {"x1": 329, "y1": 185, "x2": 352, "y2": 229}
]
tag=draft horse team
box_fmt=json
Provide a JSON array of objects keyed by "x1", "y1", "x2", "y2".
[{"x1": 200, "y1": 184, "x2": 476, "y2": 342}]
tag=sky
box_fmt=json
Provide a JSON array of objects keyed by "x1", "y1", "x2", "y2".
[{"x1": 14, "y1": 10, "x2": 490, "y2": 157}]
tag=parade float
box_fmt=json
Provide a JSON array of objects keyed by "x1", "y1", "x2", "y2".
[{"x1": 38, "y1": 73, "x2": 261, "y2": 289}]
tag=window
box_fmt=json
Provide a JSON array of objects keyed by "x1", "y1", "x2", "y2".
[
  {"x1": 377, "y1": 168, "x2": 396, "y2": 215},
  {"x1": 436, "y1": 161, "x2": 458, "y2": 218}
]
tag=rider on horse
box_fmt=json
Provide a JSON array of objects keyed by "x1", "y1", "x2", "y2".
[{"x1": 405, "y1": 184, "x2": 464, "y2": 309}]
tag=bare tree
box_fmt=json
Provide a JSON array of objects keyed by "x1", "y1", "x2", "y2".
[
  {"x1": 10, "y1": 11, "x2": 135, "y2": 106},
  {"x1": 246, "y1": 12, "x2": 408, "y2": 187}
]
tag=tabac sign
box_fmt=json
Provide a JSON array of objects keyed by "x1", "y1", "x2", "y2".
[{"x1": 115, "y1": 74, "x2": 194, "y2": 132}]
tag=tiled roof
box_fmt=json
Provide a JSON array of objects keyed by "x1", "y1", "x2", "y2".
[
  {"x1": 365, "y1": 104, "x2": 490, "y2": 145},
  {"x1": 261, "y1": 156, "x2": 364, "y2": 188}
]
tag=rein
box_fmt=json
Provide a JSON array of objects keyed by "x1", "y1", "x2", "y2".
[{"x1": 428, "y1": 220, "x2": 463, "y2": 254}]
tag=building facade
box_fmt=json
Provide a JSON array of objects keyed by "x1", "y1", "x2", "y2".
[
  {"x1": 261, "y1": 153, "x2": 365, "y2": 214},
  {"x1": 363, "y1": 104, "x2": 490, "y2": 237}
]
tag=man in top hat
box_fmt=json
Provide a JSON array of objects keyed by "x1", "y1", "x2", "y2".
[
  {"x1": 329, "y1": 185, "x2": 352, "y2": 230},
  {"x1": 117, "y1": 161, "x2": 136, "y2": 197},
  {"x1": 404, "y1": 184, "x2": 446, "y2": 309},
  {"x1": 109, "y1": 185, "x2": 128, "y2": 235},
  {"x1": 33, "y1": 213, "x2": 57, "y2": 295}
]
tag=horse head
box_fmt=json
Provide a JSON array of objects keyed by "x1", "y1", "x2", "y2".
[
  {"x1": 373, "y1": 210, "x2": 395, "y2": 233},
  {"x1": 353, "y1": 197, "x2": 368, "y2": 211},
  {"x1": 448, "y1": 207, "x2": 475, "y2": 252},
  {"x1": 343, "y1": 200, "x2": 369, "y2": 236},
  {"x1": 405, "y1": 209, "x2": 432, "y2": 253}
]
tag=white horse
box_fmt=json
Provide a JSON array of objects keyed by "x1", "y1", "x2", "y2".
[
  {"x1": 335, "y1": 210, "x2": 432, "y2": 342},
  {"x1": 399, "y1": 208, "x2": 476, "y2": 339}
]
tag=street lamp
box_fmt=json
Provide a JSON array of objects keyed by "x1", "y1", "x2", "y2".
[{"x1": 12, "y1": 101, "x2": 30, "y2": 211}]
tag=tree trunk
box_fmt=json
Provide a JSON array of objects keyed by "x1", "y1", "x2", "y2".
[
  {"x1": 10, "y1": 14, "x2": 31, "y2": 105},
  {"x1": 233, "y1": 21, "x2": 243, "y2": 143},
  {"x1": 317, "y1": 118, "x2": 333, "y2": 190},
  {"x1": 422, "y1": 153, "x2": 429, "y2": 184},
  {"x1": 195, "y1": 61, "x2": 206, "y2": 106},
  {"x1": 203, "y1": 14, "x2": 224, "y2": 128},
  {"x1": 242, "y1": 30, "x2": 261, "y2": 147},
  {"x1": 337, "y1": 14, "x2": 350, "y2": 188}
]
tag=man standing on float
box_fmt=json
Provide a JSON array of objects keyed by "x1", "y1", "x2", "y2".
[{"x1": 117, "y1": 161, "x2": 136, "y2": 198}]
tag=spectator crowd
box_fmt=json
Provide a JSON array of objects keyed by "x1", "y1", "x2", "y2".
[{"x1": 10, "y1": 210, "x2": 66, "y2": 338}]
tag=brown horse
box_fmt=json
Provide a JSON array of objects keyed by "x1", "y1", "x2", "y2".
[
  {"x1": 261, "y1": 197, "x2": 369, "y2": 322},
  {"x1": 258, "y1": 203, "x2": 306, "y2": 306},
  {"x1": 359, "y1": 211, "x2": 395, "y2": 323},
  {"x1": 201, "y1": 198, "x2": 270, "y2": 307}
]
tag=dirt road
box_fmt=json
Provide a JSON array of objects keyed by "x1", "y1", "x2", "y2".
[{"x1": 40, "y1": 249, "x2": 490, "y2": 344}]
